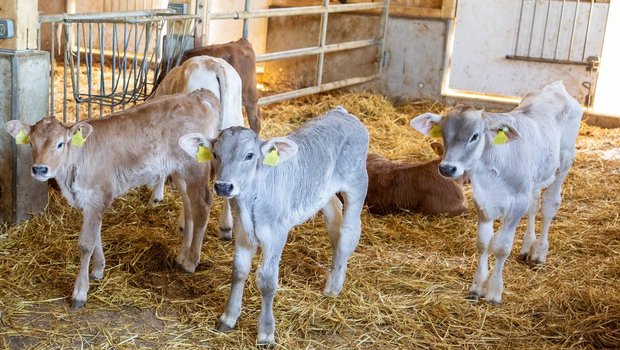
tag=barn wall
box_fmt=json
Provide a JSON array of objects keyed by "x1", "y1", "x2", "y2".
[
  {"x1": 264, "y1": 13, "x2": 447, "y2": 101},
  {"x1": 449, "y1": 0, "x2": 608, "y2": 104}
]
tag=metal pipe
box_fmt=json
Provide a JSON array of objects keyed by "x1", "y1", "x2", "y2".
[
  {"x1": 582, "y1": 0, "x2": 595, "y2": 61},
  {"x1": 258, "y1": 74, "x2": 378, "y2": 106},
  {"x1": 316, "y1": 0, "x2": 329, "y2": 87},
  {"x1": 256, "y1": 38, "x2": 381, "y2": 63},
  {"x1": 210, "y1": 2, "x2": 385, "y2": 20},
  {"x1": 243, "y1": 0, "x2": 251, "y2": 40},
  {"x1": 88, "y1": 22, "x2": 93, "y2": 119},
  {"x1": 40, "y1": 9, "x2": 174, "y2": 23},
  {"x1": 568, "y1": 0, "x2": 581, "y2": 61},
  {"x1": 540, "y1": 0, "x2": 552, "y2": 58},
  {"x1": 514, "y1": 0, "x2": 526, "y2": 56},
  {"x1": 377, "y1": 0, "x2": 390, "y2": 77},
  {"x1": 554, "y1": 0, "x2": 566, "y2": 60},
  {"x1": 50, "y1": 22, "x2": 55, "y2": 116},
  {"x1": 99, "y1": 22, "x2": 105, "y2": 117},
  {"x1": 527, "y1": 0, "x2": 538, "y2": 57},
  {"x1": 75, "y1": 23, "x2": 80, "y2": 121}
]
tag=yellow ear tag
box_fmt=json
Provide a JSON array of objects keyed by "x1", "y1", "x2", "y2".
[
  {"x1": 71, "y1": 128, "x2": 86, "y2": 147},
  {"x1": 196, "y1": 145, "x2": 213, "y2": 163},
  {"x1": 15, "y1": 129, "x2": 30, "y2": 145},
  {"x1": 429, "y1": 124, "x2": 442, "y2": 138},
  {"x1": 493, "y1": 129, "x2": 508, "y2": 145},
  {"x1": 263, "y1": 148, "x2": 280, "y2": 166}
]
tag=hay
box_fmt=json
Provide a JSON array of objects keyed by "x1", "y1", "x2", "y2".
[{"x1": 1, "y1": 90, "x2": 620, "y2": 349}]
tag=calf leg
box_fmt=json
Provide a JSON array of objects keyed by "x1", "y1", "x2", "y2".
[
  {"x1": 217, "y1": 221, "x2": 257, "y2": 332},
  {"x1": 243, "y1": 97, "x2": 261, "y2": 133},
  {"x1": 255, "y1": 229, "x2": 287, "y2": 347},
  {"x1": 485, "y1": 205, "x2": 527, "y2": 304},
  {"x1": 72, "y1": 206, "x2": 105, "y2": 308},
  {"x1": 149, "y1": 177, "x2": 165, "y2": 206},
  {"x1": 518, "y1": 189, "x2": 541, "y2": 262},
  {"x1": 172, "y1": 174, "x2": 194, "y2": 270},
  {"x1": 219, "y1": 198, "x2": 233, "y2": 240},
  {"x1": 468, "y1": 219, "x2": 493, "y2": 300},
  {"x1": 324, "y1": 191, "x2": 363, "y2": 296},
  {"x1": 182, "y1": 180, "x2": 212, "y2": 272},
  {"x1": 90, "y1": 234, "x2": 105, "y2": 280},
  {"x1": 529, "y1": 170, "x2": 568, "y2": 265}
]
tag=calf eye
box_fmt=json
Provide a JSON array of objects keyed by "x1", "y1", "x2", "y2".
[
  {"x1": 469, "y1": 133, "x2": 479, "y2": 143},
  {"x1": 245, "y1": 153, "x2": 255, "y2": 161},
  {"x1": 56, "y1": 142, "x2": 64, "y2": 149}
]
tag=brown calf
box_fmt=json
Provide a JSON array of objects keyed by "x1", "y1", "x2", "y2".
[
  {"x1": 157, "y1": 38, "x2": 261, "y2": 133},
  {"x1": 4, "y1": 89, "x2": 220, "y2": 309},
  {"x1": 365, "y1": 143, "x2": 468, "y2": 216}
]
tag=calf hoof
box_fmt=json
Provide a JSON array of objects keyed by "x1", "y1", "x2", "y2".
[
  {"x1": 71, "y1": 299, "x2": 86, "y2": 309},
  {"x1": 466, "y1": 292, "x2": 482, "y2": 301},
  {"x1": 90, "y1": 270, "x2": 104, "y2": 280},
  {"x1": 219, "y1": 227, "x2": 233, "y2": 241},
  {"x1": 257, "y1": 334, "x2": 276, "y2": 348},
  {"x1": 517, "y1": 253, "x2": 528, "y2": 263},
  {"x1": 484, "y1": 295, "x2": 502, "y2": 305},
  {"x1": 215, "y1": 321, "x2": 235, "y2": 332}
]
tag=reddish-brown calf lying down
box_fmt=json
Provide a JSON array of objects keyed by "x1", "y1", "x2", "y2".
[
  {"x1": 157, "y1": 38, "x2": 261, "y2": 133},
  {"x1": 365, "y1": 143, "x2": 468, "y2": 216}
]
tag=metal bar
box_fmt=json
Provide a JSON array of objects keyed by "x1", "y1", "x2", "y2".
[
  {"x1": 203, "y1": 0, "x2": 212, "y2": 45},
  {"x1": 63, "y1": 23, "x2": 69, "y2": 122},
  {"x1": 40, "y1": 9, "x2": 174, "y2": 23},
  {"x1": 259, "y1": 74, "x2": 378, "y2": 106},
  {"x1": 243, "y1": 0, "x2": 251, "y2": 39},
  {"x1": 50, "y1": 22, "x2": 55, "y2": 116},
  {"x1": 568, "y1": 0, "x2": 580, "y2": 60},
  {"x1": 99, "y1": 22, "x2": 105, "y2": 117},
  {"x1": 527, "y1": 0, "x2": 538, "y2": 57},
  {"x1": 75, "y1": 23, "x2": 80, "y2": 122},
  {"x1": 111, "y1": 22, "x2": 117, "y2": 113},
  {"x1": 554, "y1": 0, "x2": 567, "y2": 60},
  {"x1": 582, "y1": 0, "x2": 594, "y2": 61},
  {"x1": 506, "y1": 54, "x2": 589, "y2": 65},
  {"x1": 514, "y1": 0, "x2": 526, "y2": 55},
  {"x1": 88, "y1": 22, "x2": 93, "y2": 119},
  {"x1": 316, "y1": 0, "x2": 329, "y2": 87},
  {"x1": 210, "y1": 2, "x2": 385, "y2": 20},
  {"x1": 256, "y1": 38, "x2": 381, "y2": 63},
  {"x1": 377, "y1": 0, "x2": 390, "y2": 77},
  {"x1": 540, "y1": 0, "x2": 552, "y2": 58}
]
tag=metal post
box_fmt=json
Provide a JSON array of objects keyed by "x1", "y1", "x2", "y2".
[
  {"x1": 316, "y1": 0, "x2": 329, "y2": 87},
  {"x1": 554, "y1": 0, "x2": 567, "y2": 60},
  {"x1": 582, "y1": 0, "x2": 594, "y2": 61},
  {"x1": 50, "y1": 22, "x2": 55, "y2": 116},
  {"x1": 540, "y1": 0, "x2": 552, "y2": 58},
  {"x1": 514, "y1": 0, "x2": 526, "y2": 56},
  {"x1": 568, "y1": 0, "x2": 581, "y2": 61},
  {"x1": 377, "y1": 0, "x2": 390, "y2": 76},
  {"x1": 527, "y1": 0, "x2": 538, "y2": 57},
  {"x1": 243, "y1": 0, "x2": 251, "y2": 40}
]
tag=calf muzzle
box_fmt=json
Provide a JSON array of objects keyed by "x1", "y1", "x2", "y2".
[
  {"x1": 214, "y1": 182, "x2": 234, "y2": 197},
  {"x1": 32, "y1": 165, "x2": 49, "y2": 177},
  {"x1": 439, "y1": 164, "x2": 458, "y2": 178}
]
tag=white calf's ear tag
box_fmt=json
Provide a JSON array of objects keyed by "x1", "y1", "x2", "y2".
[{"x1": 263, "y1": 148, "x2": 280, "y2": 166}]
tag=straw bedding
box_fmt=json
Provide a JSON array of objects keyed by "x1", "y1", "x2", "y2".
[{"x1": 1, "y1": 91, "x2": 619, "y2": 349}]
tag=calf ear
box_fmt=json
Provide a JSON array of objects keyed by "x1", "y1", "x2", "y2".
[
  {"x1": 179, "y1": 133, "x2": 213, "y2": 162},
  {"x1": 487, "y1": 122, "x2": 520, "y2": 144},
  {"x1": 410, "y1": 113, "x2": 443, "y2": 136},
  {"x1": 430, "y1": 142, "x2": 444, "y2": 156},
  {"x1": 5, "y1": 120, "x2": 33, "y2": 144},
  {"x1": 260, "y1": 137, "x2": 298, "y2": 165},
  {"x1": 69, "y1": 121, "x2": 93, "y2": 147}
]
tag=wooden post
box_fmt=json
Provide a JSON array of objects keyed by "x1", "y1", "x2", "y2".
[{"x1": 0, "y1": 0, "x2": 39, "y2": 50}]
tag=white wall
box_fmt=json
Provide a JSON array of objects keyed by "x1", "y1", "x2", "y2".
[
  {"x1": 204, "y1": 0, "x2": 269, "y2": 54},
  {"x1": 449, "y1": 0, "x2": 609, "y2": 103}
]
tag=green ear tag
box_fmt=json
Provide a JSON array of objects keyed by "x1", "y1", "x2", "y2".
[
  {"x1": 15, "y1": 129, "x2": 30, "y2": 144},
  {"x1": 263, "y1": 148, "x2": 280, "y2": 166},
  {"x1": 196, "y1": 145, "x2": 213, "y2": 163},
  {"x1": 71, "y1": 128, "x2": 86, "y2": 147},
  {"x1": 493, "y1": 129, "x2": 508, "y2": 145},
  {"x1": 429, "y1": 124, "x2": 442, "y2": 138}
]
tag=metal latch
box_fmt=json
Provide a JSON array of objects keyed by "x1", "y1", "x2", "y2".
[
  {"x1": 0, "y1": 19, "x2": 15, "y2": 39},
  {"x1": 586, "y1": 56, "x2": 600, "y2": 72}
]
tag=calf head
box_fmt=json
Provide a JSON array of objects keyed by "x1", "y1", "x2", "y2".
[
  {"x1": 410, "y1": 106, "x2": 519, "y2": 179},
  {"x1": 179, "y1": 126, "x2": 298, "y2": 198},
  {"x1": 4, "y1": 117, "x2": 92, "y2": 181}
]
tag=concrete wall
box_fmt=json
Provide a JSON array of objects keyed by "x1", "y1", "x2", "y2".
[
  {"x1": 205, "y1": 1, "x2": 269, "y2": 54},
  {"x1": 0, "y1": 51, "x2": 50, "y2": 224}
]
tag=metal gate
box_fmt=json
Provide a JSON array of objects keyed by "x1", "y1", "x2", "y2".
[
  {"x1": 39, "y1": 10, "x2": 199, "y2": 122},
  {"x1": 202, "y1": 0, "x2": 391, "y2": 105}
]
